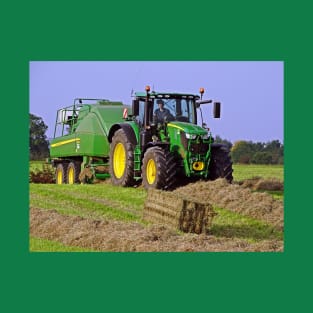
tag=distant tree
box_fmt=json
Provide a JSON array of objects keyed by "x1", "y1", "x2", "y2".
[
  {"x1": 264, "y1": 140, "x2": 282, "y2": 151},
  {"x1": 231, "y1": 140, "x2": 255, "y2": 164},
  {"x1": 251, "y1": 152, "x2": 273, "y2": 164},
  {"x1": 265, "y1": 140, "x2": 284, "y2": 164},
  {"x1": 30, "y1": 113, "x2": 49, "y2": 160},
  {"x1": 254, "y1": 142, "x2": 265, "y2": 153},
  {"x1": 238, "y1": 154, "x2": 251, "y2": 164},
  {"x1": 230, "y1": 139, "x2": 284, "y2": 164},
  {"x1": 264, "y1": 140, "x2": 284, "y2": 164},
  {"x1": 97, "y1": 100, "x2": 109, "y2": 105}
]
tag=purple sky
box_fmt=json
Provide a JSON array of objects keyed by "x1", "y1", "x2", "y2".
[{"x1": 29, "y1": 61, "x2": 283, "y2": 143}]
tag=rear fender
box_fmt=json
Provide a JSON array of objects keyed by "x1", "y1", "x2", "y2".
[
  {"x1": 210, "y1": 143, "x2": 225, "y2": 149},
  {"x1": 211, "y1": 143, "x2": 230, "y2": 152}
]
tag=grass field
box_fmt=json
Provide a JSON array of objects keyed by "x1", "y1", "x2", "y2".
[
  {"x1": 30, "y1": 183, "x2": 146, "y2": 222},
  {"x1": 232, "y1": 164, "x2": 283, "y2": 181},
  {"x1": 29, "y1": 162, "x2": 284, "y2": 252},
  {"x1": 30, "y1": 237, "x2": 97, "y2": 252}
]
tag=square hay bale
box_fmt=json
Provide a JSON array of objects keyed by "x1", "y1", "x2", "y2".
[{"x1": 143, "y1": 189, "x2": 216, "y2": 234}]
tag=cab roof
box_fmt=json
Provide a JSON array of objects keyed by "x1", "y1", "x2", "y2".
[{"x1": 134, "y1": 91, "x2": 200, "y2": 100}]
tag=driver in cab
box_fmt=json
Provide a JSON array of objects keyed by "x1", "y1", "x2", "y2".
[{"x1": 153, "y1": 99, "x2": 174, "y2": 124}]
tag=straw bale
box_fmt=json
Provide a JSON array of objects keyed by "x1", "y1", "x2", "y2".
[{"x1": 143, "y1": 189, "x2": 216, "y2": 234}]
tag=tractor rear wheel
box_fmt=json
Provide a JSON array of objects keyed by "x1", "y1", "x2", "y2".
[
  {"x1": 208, "y1": 145, "x2": 233, "y2": 182},
  {"x1": 142, "y1": 146, "x2": 177, "y2": 190},
  {"x1": 67, "y1": 161, "x2": 81, "y2": 184},
  {"x1": 109, "y1": 129, "x2": 136, "y2": 186},
  {"x1": 55, "y1": 163, "x2": 67, "y2": 184}
]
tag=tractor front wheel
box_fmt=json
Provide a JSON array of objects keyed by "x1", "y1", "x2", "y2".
[
  {"x1": 208, "y1": 145, "x2": 233, "y2": 183},
  {"x1": 142, "y1": 146, "x2": 177, "y2": 190}
]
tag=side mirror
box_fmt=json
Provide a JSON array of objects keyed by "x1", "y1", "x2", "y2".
[
  {"x1": 132, "y1": 99, "x2": 139, "y2": 116},
  {"x1": 213, "y1": 102, "x2": 221, "y2": 118},
  {"x1": 196, "y1": 99, "x2": 212, "y2": 108}
]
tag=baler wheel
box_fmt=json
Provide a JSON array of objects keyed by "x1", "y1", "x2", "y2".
[
  {"x1": 67, "y1": 161, "x2": 81, "y2": 184},
  {"x1": 55, "y1": 163, "x2": 67, "y2": 184},
  {"x1": 109, "y1": 129, "x2": 136, "y2": 186},
  {"x1": 142, "y1": 146, "x2": 177, "y2": 190}
]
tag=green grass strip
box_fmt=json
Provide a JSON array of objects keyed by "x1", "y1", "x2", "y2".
[
  {"x1": 211, "y1": 207, "x2": 283, "y2": 242},
  {"x1": 29, "y1": 237, "x2": 97, "y2": 252},
  {"x1": 30, "y1": 183, "x2": 147, "y2": 222}
]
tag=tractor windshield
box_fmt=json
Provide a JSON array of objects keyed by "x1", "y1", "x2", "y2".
[{"x1": 153, "y1": 98, "x2": 196, "y2": 124}]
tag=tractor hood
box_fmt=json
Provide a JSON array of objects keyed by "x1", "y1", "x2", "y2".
[{"x1": 167, "y1": 121, "x2": 208, "y2": 135}]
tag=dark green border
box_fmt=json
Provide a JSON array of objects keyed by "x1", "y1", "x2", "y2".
[{"x1": 1, "y1": 1, "x2": 312, "y2": 312}]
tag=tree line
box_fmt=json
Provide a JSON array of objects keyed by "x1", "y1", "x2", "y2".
[
  {"x1": 29, "y1": 113, "x2": 49, "y2": 160},
  {"x1": 215, "y1": 136, "x2": 283, "y2": 164},
  {"x1": 29, "y1": 113, "x2": 284, "y2": 164}
]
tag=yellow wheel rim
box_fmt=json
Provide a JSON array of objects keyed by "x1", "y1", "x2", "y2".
[
  {"x1": 113, "y1": 143, "x2": 126, "y2": 179},
  {"x1": 146, "y1": 159, "x2": 156, "y2": 185},
  {"x1": 56, "y1": 169, "x2": 63, "y2": 184},
  {"x1": 68, "y1": 167, "x2": 74, "y2": 184}
]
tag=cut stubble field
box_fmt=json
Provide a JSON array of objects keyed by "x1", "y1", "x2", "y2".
[{"x1": 29, "y1": 163, "x2": 284, "y2": 252}]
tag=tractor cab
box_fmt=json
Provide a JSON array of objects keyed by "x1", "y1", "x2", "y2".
[
  {"x1": 132, "y1": 88, "x2": 200, "y2": 129},
  {"x1": 131, "y1": 86, "x2": 220, "y2": 129},
  {"x1": 131, "y1": 86, "x2": 220, "y2": 148}
]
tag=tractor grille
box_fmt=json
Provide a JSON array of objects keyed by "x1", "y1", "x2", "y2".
[
  {"x1": 189, "y1": 142, "x2": 209, "y2": 154},
  {"x1": 180, "y1": 132, "x2": 209, "y2": 155}
]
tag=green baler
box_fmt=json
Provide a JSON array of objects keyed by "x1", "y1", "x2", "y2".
[
  {"x1": 50, "y1": 98, "x2": 129, "y2": 183},
  {"x1": 50, "y1": 88, "x2": 233, "y2": 189}
]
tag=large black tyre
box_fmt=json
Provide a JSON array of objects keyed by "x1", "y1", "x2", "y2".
[
  {"x1": 66, "y1": 161, "x2": 81, "y2": 184},
  {"x1": 109, "y1": 129, "x2": 136, "y2": 186},
  {"x1": 208, "y1": 145, "x2": 233, "y2": 182},
  {"x1": 142, "y1": 146, "x2": 177, "y2": 190},
  {"x1": 55, "y1": 163, "x2": 67, "y2": 184}
]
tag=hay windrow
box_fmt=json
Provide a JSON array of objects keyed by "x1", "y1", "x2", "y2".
[
  {"x1": 240, "y1": 177, "x2": 284, "y2": 191},
  {"x1": 30, "y1": 208, "x2": 283, "y2": 252},
  {"x1": 173, "y1": 179, "x2": 284, "y2": 231}
]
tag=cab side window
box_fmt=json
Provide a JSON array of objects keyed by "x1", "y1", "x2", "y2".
[{"x1": 136, "y1": 100, "x2": 145, "y2": 126}]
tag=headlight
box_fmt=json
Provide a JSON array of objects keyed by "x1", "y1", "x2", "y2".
[
  {"x1": 185, "y1": 133, "x2": 197, "y2": 140},
  {"x1": 202, "y1": 133, "x2": 210, "y2": 140}
]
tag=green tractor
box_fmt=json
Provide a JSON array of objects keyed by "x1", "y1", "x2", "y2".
[{"x1": 49, "y1": 87, "x2": 233, "y2": 189}]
